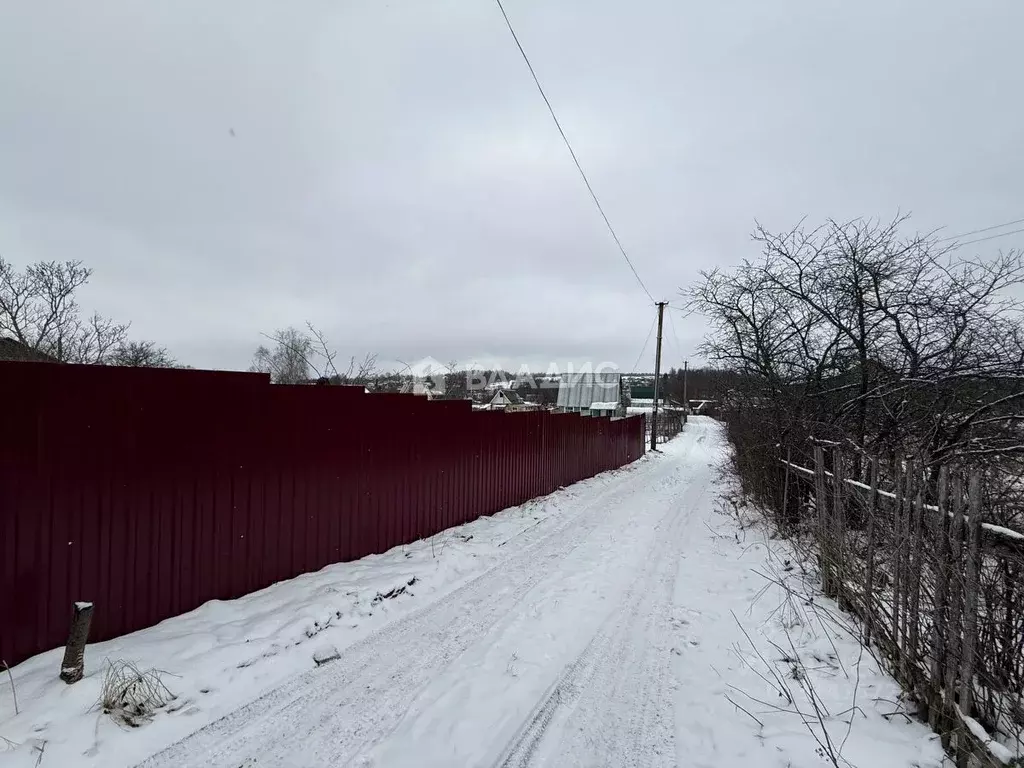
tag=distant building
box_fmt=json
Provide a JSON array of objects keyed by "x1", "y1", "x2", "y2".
[
  {"x1": 587, "y1": 401, "x2": 619, "y2": 418},
  {"x1": 556, "y1": 372, "x2": 625, "y2": 417},
  {"x1": 487, "y1": 389, "x2": 524, "y2": 411},
  {"x1": 627, "y1": 386, "x2": 665, "y2": 404}
]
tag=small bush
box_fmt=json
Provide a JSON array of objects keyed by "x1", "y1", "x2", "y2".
[{"x1": 98, "y1": 660, "x2": 175, "y2": 727}]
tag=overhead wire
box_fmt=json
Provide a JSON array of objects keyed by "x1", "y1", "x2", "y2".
[
  {"x1": 936, "y1": 217, "x2": 1024, "y2": 242},
  {"x1": 668, "y1": 304, "x2": 694, "y2": 318},
  {"x1": 666, "y1": 305, "x2": 685, "y2": 367},
  {"x1": 493, "y1": 0, "x2": 655, "y2": 304},
  {"x1": 949, "y1": 227, "x2": 1024, "y2": 249},
  {"x1": 631, "y1": 315, "x2": 657, "y2": 373}
]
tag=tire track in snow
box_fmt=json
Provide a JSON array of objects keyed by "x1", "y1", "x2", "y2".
[
  {"x1": 495, "y1": 633, "x2": 609, "y2": 768},
  {"x1": 494, "y1": 463, "x2": 710, "y2": 768}
]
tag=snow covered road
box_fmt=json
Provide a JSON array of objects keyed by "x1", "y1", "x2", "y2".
[{"x1": 137, "y1": 417, "x2": 941, "y2": 768}]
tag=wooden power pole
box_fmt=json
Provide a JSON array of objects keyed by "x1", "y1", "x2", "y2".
[
  {"x1": 650, "y1": 301, "x2": 667, "y2": 451},
  {"x1": 683, "y1": 359, "x2": 688, "y2": 413}
]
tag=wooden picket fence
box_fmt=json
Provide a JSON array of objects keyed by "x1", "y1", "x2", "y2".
[
  {"x1": 782, "y1": 445, "x2": 1024, "y2": 767},
  {"x1": 646, "y1": 408, "x2": 686, "y2": 445}
]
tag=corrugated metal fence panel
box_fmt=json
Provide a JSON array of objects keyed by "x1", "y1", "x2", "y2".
[{"x1": 0, "y1": 361, "x2": 646, "y2": 667}]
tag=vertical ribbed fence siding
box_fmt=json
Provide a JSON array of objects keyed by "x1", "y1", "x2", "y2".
[{"x1": 0, "y1": 361, "x2": 645, "y2": 667}]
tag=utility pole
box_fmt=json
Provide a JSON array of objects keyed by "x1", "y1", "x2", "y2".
[
  {"x1": 650, "y1": 301, "x2": 667, "y2": 451},
  {"x1": 683, "y1": 360, "x2": 688, "y2": 413}
]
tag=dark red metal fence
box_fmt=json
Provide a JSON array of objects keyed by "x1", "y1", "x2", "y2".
[{"x1": 0, "y1": 361, "x2": 645, "y2": 667}]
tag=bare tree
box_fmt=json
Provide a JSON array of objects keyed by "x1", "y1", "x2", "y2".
[
  {"x1": 308, "y1": 324, "x2": 378, "y2": 386},
  {"x1": 442, "y1": 360, "x2": 470, "y2": 400},
  {"x1": 250, "y1": 323, "x2": 378, "y2": 386},
  {"x1": 108, "y1": 340, "x2": 176, "y2": 368},
  {"x1": 689, "y1": 216, "x2": 1024, "y2": 516},
  {"x1": 337, "y1": 352, "x2": 378, "y2": 386},
  {"x1": 250, "y1": 326, "x2": 315, "y2": 384},
  {"x1": 751, "y1": 217, "x2": 1023, "y2": 462},
  {"x1": 0, "y1": 257, "x2": 130, "y2": 363}
]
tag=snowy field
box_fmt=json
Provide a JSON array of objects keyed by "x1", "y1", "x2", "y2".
[{"x1": 0, "y1": 417, "x2": 944, "y2": 767}]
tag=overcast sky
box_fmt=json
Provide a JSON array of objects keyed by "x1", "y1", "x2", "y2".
[{"x1": 2, "y1": 0, "x2": 1022, "y2": 373}]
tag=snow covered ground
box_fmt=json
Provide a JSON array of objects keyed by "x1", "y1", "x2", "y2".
[{"x1": 0, "y1": 417, "x2": 945, "y2": 768}]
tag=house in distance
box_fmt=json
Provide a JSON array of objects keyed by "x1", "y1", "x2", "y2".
[
  {"x1": 487, "y1": 389, "x2": 525, "y2": 411},
  {"x1": 555, "y1": 372, "x2": 625, "y2": 417}
]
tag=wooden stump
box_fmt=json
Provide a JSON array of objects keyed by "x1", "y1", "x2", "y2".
[{"x1": 60, "y1": 602, "x2": 94, "y2": 684}]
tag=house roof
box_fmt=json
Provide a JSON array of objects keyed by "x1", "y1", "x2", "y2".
[
  {"x1": 556, "y1": 372, "x2": 620, "y2": 409},
  {"x1": 489, "y1": 389, "x2": 524, "y2": 405},
  {"x1": 0, "y1": 338, "x2": 57, "y2": 363}
]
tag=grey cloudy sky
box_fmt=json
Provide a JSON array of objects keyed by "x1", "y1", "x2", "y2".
[{"x1": 2, "y1": 0, "x2": 1023, "y2": 373}]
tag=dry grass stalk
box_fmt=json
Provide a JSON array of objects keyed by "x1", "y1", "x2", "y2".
[{"x1": 98, "y1": 659, "x2": 175, "y2": 727}]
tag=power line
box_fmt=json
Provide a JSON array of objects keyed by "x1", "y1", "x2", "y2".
[
  {"x1": 937, "y1": 217, "x2": 1024, "y2": 242},
  {"x1": 631, "y1": 315, "x2": 657, "y2": 373},
  {"x1": 493, "y1": 0, "x2": 655, "y2": 304},
  {"x1": 952, "y1": 227, "x2": 1024, "y2": 248},
  {"x1": 668, "y1": 304, "x2": 694, "y2": 319},
  {"x1": 650, "y1": 301, "x2": 666, "y2": 451},
  {"x1": 666, "y1": 306, "x2": 684, "y2": 365}
]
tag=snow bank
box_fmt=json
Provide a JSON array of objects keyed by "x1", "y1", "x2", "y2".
[
  {"x1": 955, "y1": 705, "x2": 1018, "y2": 765},
  {"x1": 675, "y1": 480, "x2": 947, "y2": 768}
]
